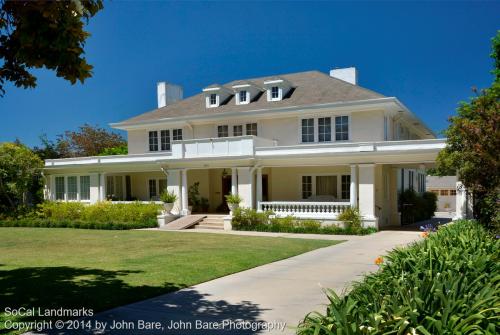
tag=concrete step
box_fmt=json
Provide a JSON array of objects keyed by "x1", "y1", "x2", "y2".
[
  {"x1": 162, "y1": 215, "x2": 206, "y2": 230},
  {"x1": 193, "y1": 215, "x2": 225, "y2": 230},
  {"x1": 194, "y1": 223, "x2": 224, "y2": 230}
]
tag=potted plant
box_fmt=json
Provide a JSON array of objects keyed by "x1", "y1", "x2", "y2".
[
  {"x1": 160, "y1": 190, "x2": 177, "y2": 214},
  {"x1": 225, "y1": 193, "x2": 242, "y2": 214}
]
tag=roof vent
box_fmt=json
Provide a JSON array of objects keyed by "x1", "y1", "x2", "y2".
[
  {"x1": 157, "y1": 82, "x2": 183, "y2": 108},
  {"x1": 329, "y1": 67, "x2": 357, "y2": 85}
]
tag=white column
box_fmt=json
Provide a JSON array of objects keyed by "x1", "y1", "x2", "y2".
[
  {"x1": 181, "y1": 169, "x2": 189, "y2": 215},
  {"x1": 455, "y1": 181, "x2": 466, "y2": 220},
  {"x1": 350, "y1": 164, "x2": 358, "y2": 208},
  {"x1": 237, "y1": 167, "x2": 254, "y2": 208},
  {"x1": 166, "y1": 170, "x2": 182, "y2": 215},
  {"x1": 256, "y1": 167, "x2": 263, "y2": 205},
  {"x1": 231, "y1": 168, "x2": 238, "y2": 195},
  {"x1": 99, "y1": 173, "x2": 106, "y2": 201},
  {"x1": 358, "y1": 164, "x2": 377, "y2": 228},
  {"x1": 44, "y1": 175, "x2": 53, "y2": 201}
]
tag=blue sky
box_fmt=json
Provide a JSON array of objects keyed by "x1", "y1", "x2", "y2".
[{"x1": 1, "y1": 1, "x2": 498, "y2": 146}]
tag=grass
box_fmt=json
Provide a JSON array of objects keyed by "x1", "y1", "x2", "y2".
[{"x1": 0, "y1": 227, "x2": 340, "y2": 334}]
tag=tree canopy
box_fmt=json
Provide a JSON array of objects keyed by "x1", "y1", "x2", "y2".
[
  {"x1": 0, "y1": 0, "x2": 103, "y2": 96},
  {"x1": 436, "y1": 31, "x2": 500, "y2": 228}
]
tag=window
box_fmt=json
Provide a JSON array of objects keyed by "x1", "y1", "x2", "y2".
[
  {"x1": 302, "y1": 176, "x2": 312, "y2": 199},
  {"x1": 450, "y1": 189, "x2": 457, "y2": 196},
  {"x1": 246, "y1": 123, "x2": 257, "y2": 136},
  {"x1": 106, "y1": 176, "x2": 115, "y2": 198},
  {"x1": 409, "y1": 171, "x2": 414, "y2": 191},
  {"x1": 160, "y1": 130, "x2": 171, "y2": 151},
  {"x1": 440, "y1": 189, "x2": 449, "y2": 196},
  {"x1": 239, "y1": 91, "x2": 247, "y2": 103},
  {"x1": 210, "y1": 93, "x2": 217, "y2": 106},
  {"x1": 217, "y1": 125, "x2": 229, "y2": 137},
  {"x1": 301, "y1": 118, "x2": 314, "y2": 143},
  {"x1": 384, "y1": 116, "x2": 388, "y2": 140},
  {"x1": 271, "y1": 86, "x2": 279, "y2": 99},
  {"x1": 316, "y1": 176, "x2": 338, "y2": 197},
  {"x1": 159, "y1": 179, "x2": 167, "y2": 194},
  {"x1": 401, "y1": 169, "x2": 405, "y2": 192},
  {"x1": 318, "y1": 117, "x2": 331, "y2": 142},
  {"x1": 67, "y1": 176, "x2": 77, "y2": 200},
  {"x1": 115, "y1": 176, "x2": 123, "y2": 200},
  {"x1": 233, "y1": 125, "x2": 243, "y2": 136},
  {"x1": 335, "y1": 116, "x2": 349, "y2": 141},
  {"x1": 149, "y1": 131, "x2": 158, "y2": 151},
  {"x1": 430, "y1": 189, "x2": 439, "y2": 195},
  {"x1": 149, "y1": 179, "x2": 157, "y2": 200},
  {"x1": 341, "y1": 175, "x2": 351, "y2": 199},
  {"x1": 55, "y1": 176, "x2": 65, "y2": 200},
  {"x1": 80, "y1": 176, "x2": 90, "y2": 200},
  {"x1": 173, "y1": 129, "x2": 183, "y2": 141}
]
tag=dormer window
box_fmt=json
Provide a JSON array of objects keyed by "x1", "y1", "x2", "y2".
[
  {"x1": 271, "y1": 86, "x2": 279, "y2": 99},
  {"x1": 239, "y1": 91, "x2": 247, "y2": 103},
  {"x1": 209, "y1": 94, "x2": 217, "y2": 106}
]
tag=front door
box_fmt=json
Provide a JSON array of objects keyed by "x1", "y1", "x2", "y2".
[{"x1": 220, "y1": 175, "x2": 232, "y2": 213}]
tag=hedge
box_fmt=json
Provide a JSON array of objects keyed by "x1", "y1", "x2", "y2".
[
  {"x1": 232, "y1": 208, "x2": 376, "y2": 235},
  {"x1": 297, "y1": 220, "x2": 499, "y2": 334},
  {"x1": 0, "y1": 218, "x2": 158, "y2": 230}
]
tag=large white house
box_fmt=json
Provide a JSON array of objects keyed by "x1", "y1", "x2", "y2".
[{"x1": 43, "y1": 68, "x2": 445, "y2": 228}]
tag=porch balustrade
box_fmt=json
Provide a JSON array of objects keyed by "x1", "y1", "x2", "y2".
[{"x1": 257, "y1": 201, "x2": 350, "y2": 219}]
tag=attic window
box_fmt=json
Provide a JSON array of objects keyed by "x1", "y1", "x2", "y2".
[
  {"x1": 271, "y1": 86, "x2": 279, "y2": 99},
  {"x1": 209, "y1": 94, "x2": 217, "y2": 106},
  {"x1": 239, "y1": 91, "x2": 247, "y2": 103}
]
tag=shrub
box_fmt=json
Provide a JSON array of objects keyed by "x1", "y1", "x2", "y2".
[
  {"x1": 35, "y1": 201, "x2": 161, "y2": 225},
  {"x1": 0, "y1": 218, "x2": 157, "y2": 230},
  {"x1": 400, "y1": 189, "x2": 437, "y2": 223},
  {"x1": 231, "y1": 208, "x2": 375, "y2": 235},
  {"x1": 337, "y1": 207, "x2": 362, "y2": 232},
  {"x1": 297, "y1": 220, "x2": 499, "y2": 334},
  {"x1": 160, "y1": 190, "x2": 177, "y2": 203}
]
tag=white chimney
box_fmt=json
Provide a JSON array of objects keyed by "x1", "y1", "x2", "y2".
[
  {"x1": 157, "y1": 82, "x2": 183, "y2": 108},
  {"x1": 329, "y1": 67, "x2": 357, "y2": 85}
]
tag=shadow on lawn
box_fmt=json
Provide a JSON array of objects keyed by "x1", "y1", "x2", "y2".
[{"x1": 0, "y1": 266, "x2": 268, "y2": 335}]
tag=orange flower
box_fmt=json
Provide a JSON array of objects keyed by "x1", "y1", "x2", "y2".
[
  {"x1": 421, "y1": 231, "x2": 429, "y2": 238},
  {"x1": 374, "y1": 256, "x2": 384, "y2": 265}
]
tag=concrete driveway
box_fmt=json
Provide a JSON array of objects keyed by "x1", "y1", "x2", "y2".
[{"x1": 36, "y1": 230, "x2": 420, "y2": 335}]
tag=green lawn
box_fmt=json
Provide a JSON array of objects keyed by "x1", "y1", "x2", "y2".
[{"x1": 0, "y1": 228, "x2": 340, "y2": 333}]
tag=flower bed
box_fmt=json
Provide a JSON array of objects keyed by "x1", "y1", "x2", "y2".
[
  {"x1": 231, "y1": 208, "x2": 376, "y2": 235},
  {"x1": 297, "y1": 220, "x2": 499, "y2": 334}
]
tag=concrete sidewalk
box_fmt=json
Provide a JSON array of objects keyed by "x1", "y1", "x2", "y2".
[{"x1": 38, "y1": 230, "x2": 420, "y2": 335}]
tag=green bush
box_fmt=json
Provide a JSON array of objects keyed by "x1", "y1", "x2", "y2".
[
  {"x1": 400, "y1": 189, "x2": 437, "y2": 223},
  {"x1": 337, "y1": 207, "x2": 362, "y2": 232},
  {"x1": 159, "y1": 190, "x2": 177, "y2": 203},
  {"x1": 231, "y1": 208, "x2": 376, "y2": 235},
  {"x1": 297, "y1": 220, "x2": 499, "y2": 334},
  {"x1": 34, "y1": 201, "x2": 161, "y2": 225},
  {"x1": 0, "y1": 218, "x2": 157, "y2": 230}
]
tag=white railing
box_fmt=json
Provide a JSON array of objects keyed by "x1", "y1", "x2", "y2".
[
  {"x1": 172, "y1": 135, "x2": 275, "y2": 159},
  {"x1": 257, "y1": 201, "x2": 350, "y2": 219}
]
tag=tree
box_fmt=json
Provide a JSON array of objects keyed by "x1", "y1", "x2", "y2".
[
  {"x1": 0, "y1": 142, "x2": 44, "y2": 214},
  {"x1": 98, "y1": 145, "x2": 128, "y2": 156},
  {"x1": 436, "y1": 31, "x2": 500, "y2": 229},
  {"x1": 0, "y1": 0, "x2": 103, "y2": 96},
  {"x1": 41, "y1": 124, "x2": 126, "y2": 158}
]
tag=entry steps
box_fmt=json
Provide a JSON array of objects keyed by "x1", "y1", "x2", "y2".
[
  {"x1": 162, "y1": 215, "x2": 206, "y2": 230},
  {"x1": 162, "y1": 214, "x2": 225, "y2": 230},
  {"x1": 192, "y1": 215, "x2": 225, "y2": 230}
]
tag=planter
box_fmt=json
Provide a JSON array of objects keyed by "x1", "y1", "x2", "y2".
[
  {"x1": 163, "y1": 202, "x2": 174, "y2": 214},
  {"x1": 227, "y1": 202, "x2": 239, "y2": 214}
]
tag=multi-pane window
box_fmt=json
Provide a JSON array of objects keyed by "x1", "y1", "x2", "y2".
[
  {"x1": 149, "y1": 179, "x2": 157, "y2": 200},
  {"x1": 149, "y1": 131, "x2": 158, "y2": 151},
  {"x1": 301, "y1": 118, "x2": 314, "y2": 143},
  {"x1": 210, "y1": 94, "x2": 217, "y2": 106},
  {"x1": 115, "y1": 176, "x2": 124, "y2": 200},
  {"x1": 160, "y1": 130, "x2": 171, "y2": 151},
  {"x1": 239, "y1": 91, "x2": 247, "y2": 103},
  {"x1": 341, "y1": 175, "x2": 351, "y2": 199},
  {"x1": 271, "y1": 86, "x2": 279, "y2": 99},
  {"x1": 217, "y1": 125, "x2": 229, "y2": 137},
  {"x1": 335, "y1": 116, "x2": 349, "y2": 141},
  {"x1": 173, "y1": 129, "x2": 183, "y2": 141},
  {"x1": 318, "y1": 117, "x2": 331, "y2": 142},
  {"x1": 450, "y1": 189, "x2": 457, "y2": 196},
  {"x1": 440, "y1": 189, "x2": 449, "y2": 196},
  {"x1": 302, "y1": 176, "x2": 312, "y2": 199},
  {"x1": 80, "y1": 176, "x2": 90, "y2": 200},
  {"x1": 55, "y1": 176, "x2": 65, "y2": 200},
  {"x1": 246, "y1": 123, "x2": 257, "y2": 136},
  {"x1": 67, "y1": 176, "x2": 78, "y2": 200},
  {"x1": 233, "y1": 125, "x2": 243, "y2": 136}
]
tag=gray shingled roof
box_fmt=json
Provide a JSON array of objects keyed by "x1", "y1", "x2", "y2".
[{"x1": 117, "y1": 70, "x2": 386, "y2": 125}]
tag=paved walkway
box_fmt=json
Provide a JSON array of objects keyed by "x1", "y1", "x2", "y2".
[{"x1": 40, "y1": 230, "x2": 420, "y2": 335}]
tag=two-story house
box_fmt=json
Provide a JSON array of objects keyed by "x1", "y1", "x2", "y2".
[{"x1": 43, "y1": 67, "x2": 445, "y2": 228}]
